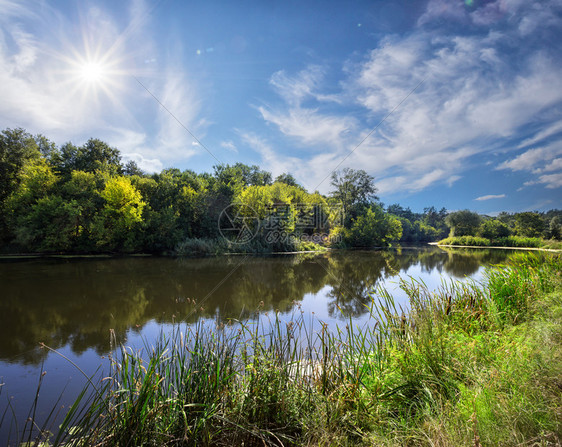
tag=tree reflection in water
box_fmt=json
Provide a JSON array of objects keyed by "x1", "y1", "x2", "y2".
[{"x1": 0, "y1": 247, "x2": 515, "y2": 364}]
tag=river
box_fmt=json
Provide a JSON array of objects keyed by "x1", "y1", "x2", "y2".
[{"x1": 0, "y1": 246, "x2": 517, "y2": 443}]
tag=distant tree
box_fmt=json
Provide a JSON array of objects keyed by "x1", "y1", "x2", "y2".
[
  {"x1": 275, "y1": 173, "x2": 303, "y2": 189},
  {"x1": 344, "y1": 205, "x2": 402, "y2": 247},
  {"x1": 123, "y1": 160, "x2": 145, "y2": 176},
  {"x1": 549, "y1": 216, "x2": 562, "y2": 240},
  {"x1": 214, "y1": 163, "x2": 272, "y2": 189},
  {"x1": 54, "y1": 138, "x2": 122, "y2": 176},
  {"x1": 479, "y1": 219, "x2": 511, "y2": 240},
  {"x1": 330, "y1": 168, "x2": 378, "y2": 222},
  {"x1": 387, "y1": 203, "x2": 417, "y2": 222},
  {"x1": 34, "y1": 134, "x2": 58, "y2": 164},
  {"x1": 514, "y1": 212, "x2": 544, "y2": 238},
  {"x1": 445, "y1": 210, "x2": 481, "y2": 237}
]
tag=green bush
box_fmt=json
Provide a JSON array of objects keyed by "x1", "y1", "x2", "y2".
[
  {"x1": 495, "y1": 236, "x2": 542, "y2": 248},
  {"x1": 174, "y1": 237, "x2": 224, "y2": 256},
  {"x1": 438, "y1": 235, "x2": 491, "y2": 246}
]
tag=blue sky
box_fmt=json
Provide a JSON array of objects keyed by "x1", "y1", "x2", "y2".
[{"x1": 1, "y1": 0, "x2": 561, "y2": 214}]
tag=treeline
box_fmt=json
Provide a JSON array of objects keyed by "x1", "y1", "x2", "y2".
[
  {"x1": 1, "y1": 128, "x2": 560, "y2": 254},
  {"x1": 387, "y1": 206, "x2": 562, "y2": 246},
  {"x1": 0, "y1": 128, "x2": 400, "y2": 254},
  {"x1": 435, "y1": 209, "x2": 562, "y2": 248}
]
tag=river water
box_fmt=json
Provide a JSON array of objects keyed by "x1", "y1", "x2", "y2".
[{"x1": 0, "y1": 246, "x2": 517, "y2": 443}]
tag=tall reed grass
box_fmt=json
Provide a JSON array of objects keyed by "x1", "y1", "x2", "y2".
[{"x1": 4, "y1": 252, "x2": 562, "y2": 446}]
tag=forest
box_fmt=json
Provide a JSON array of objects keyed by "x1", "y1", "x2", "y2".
[{"x1": 1, "y1": 127, "x2": 561, "y2": 254}]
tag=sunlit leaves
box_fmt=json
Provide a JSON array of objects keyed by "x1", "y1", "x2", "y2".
[{"x1": 100, "y1": 176, "x2": 145, "y2": 229}]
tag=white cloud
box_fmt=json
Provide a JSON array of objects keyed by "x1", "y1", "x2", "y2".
[
  {"x1": 497, "y1": 140, "x2": 562, "y2": 187},
  {"x1": 121, "y1": 152, "x2": 163, "y2": 173},
  {"x1": 417, "y1": 0, "x2": 467, "y2": 26},
  {"x1": 220, "y1": 140, "x2": 238, "y2": 153},
  {"x1": 518, "y1": 120, "x2": 562, "y2": 149},
  {"x1": 270, "y1": 66, "x2": 321, "y2": 106},
  {"x1": 526, "y1": 173, "x2": 562, "y2": 189},
  {"x1": 259, "y1": 64, "x2": 354, "y2": 149},
  {"x1": 475, "y1": 194, "x2": 506, "y2": 201},
  {"x1": 539, "y1": 158, "x2": 562, "y2": 173},
  {"x1": 254, "y1": 0, "x2": 562, "y2": 195},
  {"x1": 259, "y1": 106, "x2": 356, "y2": 148}
]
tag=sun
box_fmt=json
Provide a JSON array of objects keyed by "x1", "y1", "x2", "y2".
[
  {"x1": 80, "y1": 61, "x2": 106, "y2": 83},
  {"x1": 65, "y1": 52, "x2": 122, "y2": 103}
]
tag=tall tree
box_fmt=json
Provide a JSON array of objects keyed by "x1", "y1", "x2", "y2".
[
  {"x1": 275, "y1": 173, "x2": 303, "y2": 189},
  {"x1": 514, "y1": 212, "x2": 545, "y2": 238},
  {"x1": 0, "y1": 128, "x2": 41, "y2": 204},
  {"x1": 445, "y1": 210, "x2": 481, "y2": 237},
  {"x1": 330, "y1": 168, "x2": 378, "y2": 222},
  {"x1": 54, "y1": 139, "x2": 122, "y2": 176}
]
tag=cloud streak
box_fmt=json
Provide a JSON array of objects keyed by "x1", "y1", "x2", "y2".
[{"x1": 475, "y1": 194, "x2": 506, "y2": 201}]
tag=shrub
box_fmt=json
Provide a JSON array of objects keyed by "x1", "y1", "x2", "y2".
[
  {"x1": 438, "y1": 236, "x2": 490, "y2": 246},
  {"x1": 174, "y1": 237, "x2": 223, "y2": 256}
]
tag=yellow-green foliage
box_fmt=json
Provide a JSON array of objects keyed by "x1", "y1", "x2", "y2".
[{"x1": 100, "y1": 176, "x2": 145, "y2": 229}]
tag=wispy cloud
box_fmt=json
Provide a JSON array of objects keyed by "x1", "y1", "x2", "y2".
[
  {"x1": 497, "y1": 141, "x2": 562, "y2": 172},
  {"x1": 253, "y1": 0, "x2": 562, "y2": 195},
  {"x1": 259, "y1": 106, "x2": 356, "y2": 148},
  {"x1": 525, "y1": 173, "x2": 562, "y2": 190},
  {"x1": 475, "y1": 194, "x2": 506, "y2": 201},
  {"x1": 497, "y1": 139, "x2": 562, "y2": 188},
  {"x1": 220, "y1": 140, "x2": 238, "y2": 153},
  {"x1": 518, "y1": 120, "x2": 562, "y2": 149}
]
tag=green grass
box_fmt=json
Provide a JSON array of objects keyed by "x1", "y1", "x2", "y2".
[
  {"x1": 438, "y1": 235, "x2": 562, "y2": 249},
  {"x1": 6, "y1": 253, "x2": 562, "y2": 446}
]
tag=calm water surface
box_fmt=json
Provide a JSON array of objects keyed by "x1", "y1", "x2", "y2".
[{"x1": 0, "y1": 246, "x2": 516, "y2": 442}]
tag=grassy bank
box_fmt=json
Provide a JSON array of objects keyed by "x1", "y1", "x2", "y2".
[
  {"x1": 438, "y1": 235, "x2": 562, "y2": 250},
  {"x1": 5, "y1": 252, "x2": 562, "y2": 446}
]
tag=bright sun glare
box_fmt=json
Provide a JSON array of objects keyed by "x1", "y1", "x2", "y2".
[{"x1": 80, "y1": 61, "x2": 106, "y2": 83}]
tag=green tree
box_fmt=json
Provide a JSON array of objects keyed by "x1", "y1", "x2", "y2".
[
  {"x1": 445, "y1": 210, "x2": 481, "y2": 237},
  {"x1": 54, "y1": 138, "x2": 122, "y2": 176},
  {"x1": 423, "y1": 206, "x2": 448, "y2": 238},
  {"x1": 344, "y1": 205, "x2": 402, "y2": 247},
  {"x1": 548, "y1": 216, "x2": 562, "y2": 240},
  {"x1": 479, "y1": 219, "x2": 511, "y2": 240},
  {"x1": 5, "y1": 159, "x2": 59, "y2": 250},
  {"x1": 514, "y1": 212, "x2": 545, "y2": 238},
  {"x1": 123, "y1": 160, "x2": 145, "y2": 176},
  {"x1": 0, "y1": 128, "x2": 41, "y2": 204},
  {"x1": 330, "y1": 168, "x2": 378, "y2": 223},
  {"x1": 14, "y1": 196, "x2": 82, "y2": 251},
  {"x1": 93, "y1": 176, "x2": 146, "y2": 250},
  {"x1": 387, "y1": 203, "x2": 418, "y2": 222},
  {"x1": 274, "y1": 173, "x2": 303, "y2": 189}
]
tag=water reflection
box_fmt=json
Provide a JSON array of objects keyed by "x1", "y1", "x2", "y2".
[{"x1": 0, "y1": 247, "x2": 515, "y2": 365}]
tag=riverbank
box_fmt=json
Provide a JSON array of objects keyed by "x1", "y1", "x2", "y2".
[
  {"x1": 431, "y1": 241, "x2": 562, "y2": 252},
  {"x1": 6, "y1": 252, "x2": 562, "y2": 446},
  {"x1": 436, "y1": 235, "x2": 562, "y2": 251}
]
